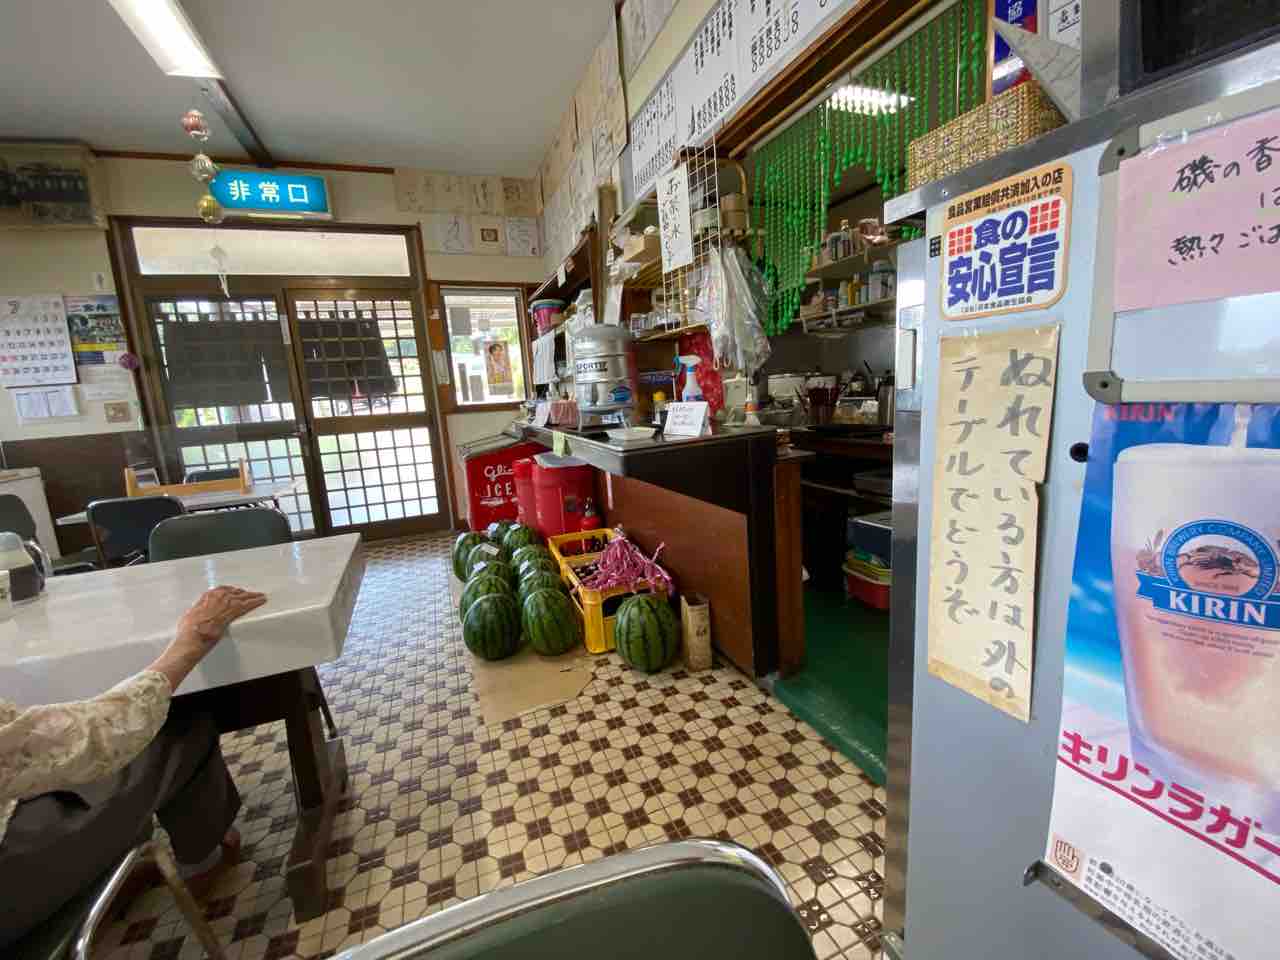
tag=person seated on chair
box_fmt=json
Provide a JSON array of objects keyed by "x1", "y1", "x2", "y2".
[{"x1": 0, "y1": 586, "x2": 267, "y2": 949}]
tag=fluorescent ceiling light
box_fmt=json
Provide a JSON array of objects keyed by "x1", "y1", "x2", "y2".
[
  {"x1": 108, "y1": 0, "x2": 222, "y2": 79},
  {"x1": 831, "y1": 84, "x2": 914, "y2": 115}
]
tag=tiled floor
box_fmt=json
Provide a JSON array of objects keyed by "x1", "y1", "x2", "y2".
[{"x1": 97, "y1": 534, "x2": 887, "y2": 960}]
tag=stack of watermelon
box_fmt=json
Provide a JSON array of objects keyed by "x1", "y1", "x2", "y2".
[
  {"x1": 614, "y1": 594, "x2": 680, "y2": 673},
  {"x1": 453, "y1": 523, "x2": 583, "y2": 661}
]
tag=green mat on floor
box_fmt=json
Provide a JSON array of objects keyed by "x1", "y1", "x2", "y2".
[{"x1": 774, "y1": 588, "x2": 889, "y2": 785}]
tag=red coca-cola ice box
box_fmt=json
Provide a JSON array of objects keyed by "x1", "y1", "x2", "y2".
[{"x1": 457, "y1": 436, "x2": 546, "y2": 532}]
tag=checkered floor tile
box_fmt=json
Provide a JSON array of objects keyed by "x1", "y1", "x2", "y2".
[{"x1": 95, "y1": 534, "x2": 886, "y2": 960}]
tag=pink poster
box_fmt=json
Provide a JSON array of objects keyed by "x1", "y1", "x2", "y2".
[{"x1": 1114, "y1": 105, "x2": 1280, "y2": 312}]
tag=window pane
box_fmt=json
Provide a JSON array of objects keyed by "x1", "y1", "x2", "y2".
[
  {"x1": 441, "y1": 288, "x2": 527, "y2": 406},
  {"x1": 133, "y1": 227, "x2": 411, "y2": 276}
]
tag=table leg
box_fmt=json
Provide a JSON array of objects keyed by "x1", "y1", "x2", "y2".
[{"x1": 282, "y1": 668, "x2": 348, "y2": 922}]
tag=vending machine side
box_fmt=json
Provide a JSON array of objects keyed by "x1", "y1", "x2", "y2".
[{"x1": 884, "y1": 52, "x2": 1280, "y2": 960}]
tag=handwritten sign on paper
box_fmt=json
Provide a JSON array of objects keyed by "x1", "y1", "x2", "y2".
[
  {"x1": 657, "y1": 163, "x2": 694, "y2": 272},
  {"x1": 942, "y1": 161, "x2": 1073, "y2": 320},
  {"x1": 1115, "y1": 105, "x2": 1280, "y2": 312},
  {"x1": 663, "y1": 401, "x2": 709, "y2": 437},
  {"x1": 927, "y1": 324, "x2": 1061, "y2": 723}
]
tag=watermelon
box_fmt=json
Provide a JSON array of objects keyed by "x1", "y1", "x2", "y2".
[
  {"x1": 460, "y1": 574, "x2": 512, "y2": 620},
  {"x1": 503, "y1": 524, "x2": 539, "y2": 553},
  {"x1": 486, "y1": 520, "x2": 515, "y2": 543},
  {"x1": 468, "y1": 557, "x2": 515, "y2": 586},
  {"x1": 517, "y1": 553, "x2": 560, "y2": 580},
  {"x1": 511, "y1": 544, "x2": 552, "y2": 569},
  {"x1": 615, "y1": 594, "x2": 679, "y2": 673},
  {"x1": 452, "y1": 532, "x2": 486, "y2": 579},
  {"x1": 518, "y1": 571, "x2": 566, "y2": 606},
  {"x1": 522, "y1": 589, "x2": 583, "y2": 656},
  {"x1": 463, "y1": 593, "x2": 521, "y2": 661}
]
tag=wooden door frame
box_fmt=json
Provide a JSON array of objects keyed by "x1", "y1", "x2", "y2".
[
  {"x1": 424, "y1": 278, "x2": 539, "y2": 526},
  {"x1": 108, "y1": 215, "x2": 458, "y2": 535}
]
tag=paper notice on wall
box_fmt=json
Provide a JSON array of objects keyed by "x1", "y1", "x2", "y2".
[
  {"x1": 630, "y1": 74, "x2": 678, "y2": 200},
  {"x1": 1114, "y1": 104, "x2": 1280, "y2": 312},
  {"x1": 473, "y1": 215, "x2": 505, "y2": 255},
  {"x1": 673, "y1": 0, "x2": 741, "y2": 147},
  {"x1": 1047, "y1": 0, "x2": 1082, "y2": 48},
  {"x1": 467, "y1": 175, "x2": 504, "y2": 216},
  {"x1": 927, "y1": 324, "x2": 1060, "y2": 723},
  {"x1": 657, "y1": 163, "x2": 694, "y2": 272},
  {"x1": 501, "y1": 178, "x2": 541, "y2": 217},
  {"x1": 506, "y1": 217, "x2": 541, "y2": 258},
  {"x1": 64, "y1": 295, "x2": 125, "y2": 365},
  {"x1": 434, "y1": 213, "x2": 474, "y2": 255},
  {"x1": 13, "y1": 384, "x2": 78, "y2": 420}
]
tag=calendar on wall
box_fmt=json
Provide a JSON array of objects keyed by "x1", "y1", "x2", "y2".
[{"x1": 1, "y1": 294, "x2": 77, "y2": 387}]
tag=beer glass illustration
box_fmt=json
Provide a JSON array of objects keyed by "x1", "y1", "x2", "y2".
[{"x1": 1111, "y1": 419, "x2": 1280, "y2": 821}]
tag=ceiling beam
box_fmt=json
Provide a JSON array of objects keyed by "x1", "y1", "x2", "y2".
[{"x1": 194, "y1": 77, "x2": 274, "y2": 167}]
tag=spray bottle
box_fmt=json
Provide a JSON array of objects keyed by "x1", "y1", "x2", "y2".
[{"x1": 675, "y1": 355, "x2": 704, "y2": 401}]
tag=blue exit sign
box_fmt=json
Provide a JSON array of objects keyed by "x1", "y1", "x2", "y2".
[{"x1": 210, "y1": 170, "x2": 332, "y2": 219}]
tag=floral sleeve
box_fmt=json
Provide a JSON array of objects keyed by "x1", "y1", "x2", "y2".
[{"x1": 0, "y1": 671, "x2": 172, "y2": 804}]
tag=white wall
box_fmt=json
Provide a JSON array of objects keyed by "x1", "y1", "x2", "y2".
[
  {"x1": 625, "y1": 0, "x2": 718, "y2": 119},
  {"x1": 0, "y1": 229, "x2": 138, "y2": 442},
  {"x1": 1, "y1": 157, "x2": 544, "y2": 528}
]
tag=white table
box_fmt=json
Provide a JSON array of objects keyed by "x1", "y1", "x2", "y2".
[
  {"x1": 0, "y1": 534, "x2": 365, "y2": 921},
  {"x1": 0, "y1": 533, "x2": 364, "y2": 704},
  {"x1": 54, "y1": 479, "x2": 303, "y2": 526}
]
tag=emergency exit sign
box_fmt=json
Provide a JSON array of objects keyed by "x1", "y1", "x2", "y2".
[{"x1": 210, "y1": 170, "x2": 332, "y2": 219}]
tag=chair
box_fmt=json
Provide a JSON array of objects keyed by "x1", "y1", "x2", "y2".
[
  {"x1": 146, "y1": 509, "x2": 338, "y2": 739},
  {"x1": 11, "y1": 828, "x2": 226, "y2": 960},
  {"x1": 85, "y1": 496, "x2": 186, "y2": 567},
  {"x1": 0, "y1": 494, "x2": 97, "y2": 575},
  {"x1": 340, "y1": 840, "x2": 817, "y2": 960},
  {"x1": 183, "y1": 467, "x2": 241, "y2": 484},
  {"x1": 148, "y1": 507, "x2": 294, "y2": 562}
]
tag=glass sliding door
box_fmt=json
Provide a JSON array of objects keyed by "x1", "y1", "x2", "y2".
[
  {"x1": 289, "y1": 293, "x2": 446, "y2": 534},
  {"x1": 114, "y1": 219, "x2": 449, "y2": 540}
]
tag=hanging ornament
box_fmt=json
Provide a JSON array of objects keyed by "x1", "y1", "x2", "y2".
[
  {"x1": 209, "y1": 242, "x2": 231, "y2": 297},
  {"x1": 189, "y1": 152, "x2": 219, "y2": 184},
  {"x1": 117, "y1": 351, "x2": 142, "y2": 372},
  {"x1": 197, "y1": 192, "x2": 224, "y2": 224},
  {"x1": 182, "y1": 108, "x2": 210, "y2": 142}
]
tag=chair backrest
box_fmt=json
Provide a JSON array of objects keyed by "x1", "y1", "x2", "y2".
[
  {"x1": 148, "y1": 507, "x2": 292, "y2": 562},
  {"x1": 183, "y1": 467, "x2": 241, "y2": 484},
  {"x1": 85, "y1": 496, "x2": 186, "y2": 565},
  {"x1": 340, "y1": 840, "x2": 817, "y2": 960},
  {"x1": 0, "y1": 493, "x2": 37, "y2": 540}
]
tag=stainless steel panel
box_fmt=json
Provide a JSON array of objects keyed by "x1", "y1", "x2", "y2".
[
  {"x1": 885, "y1": 409, "x2": 920, "y2": 937},
  {"x1": 901, "y1": 141, "x2": 1138, "y2": 960},
  {"x1": 894, "y1": 238, "x2": 927, "y2": 415},
  {"x1": 884, "y1": 37, "x2": 1280, "y2": 223}
]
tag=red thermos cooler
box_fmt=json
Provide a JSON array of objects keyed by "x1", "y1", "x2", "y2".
[
  {"x1": 532, "y1": 453, "x2": 596, "y2": 537},
  {"x1": 458, "y1": 437, "x2": 545, "y2": 532},
  {"x1": 512, "y1": 457, "x2": 537, "y2": 527}
]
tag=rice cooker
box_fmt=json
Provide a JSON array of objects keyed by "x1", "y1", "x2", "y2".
[{"x1": 572, "y1": 324, "x2": 635, "y2": 416}]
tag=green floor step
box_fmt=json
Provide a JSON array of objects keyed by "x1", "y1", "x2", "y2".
[{"x1": 774, "y1": 587, "x2": 889, "y2": 786}]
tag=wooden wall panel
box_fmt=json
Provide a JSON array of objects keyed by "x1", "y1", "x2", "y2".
[
  {"x1": 598, "y1": 472, "x2": 754, "y2": 675},
  {"x1": 2, "y1": 431, "x2": 151, "y2": 554},
  {"x1": 774, "y1": 460, "x2": 805, "y2": 677}
]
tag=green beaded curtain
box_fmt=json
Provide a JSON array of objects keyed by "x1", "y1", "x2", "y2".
[{"x1": 753, "y1": 0, "x2": 986, "y2": 335}]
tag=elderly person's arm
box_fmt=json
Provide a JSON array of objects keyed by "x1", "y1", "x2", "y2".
[{"x1": 0, "y1": 586, "x2": 265, "y2": 803}]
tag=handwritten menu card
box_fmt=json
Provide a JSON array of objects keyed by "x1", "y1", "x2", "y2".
[
  {"x1": 1, "y1": 294, "x2": 75, "y2": 388},
  {"x1": 1114, "y1": 104, "x2": 1280, "y2": 312},
  {"x1": 927, "y1": 324, "x2": 1061, "y2": 723}
]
